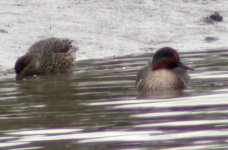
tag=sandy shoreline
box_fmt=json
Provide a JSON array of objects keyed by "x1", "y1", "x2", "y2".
[{"x1": 0, "y1": 0, "x2": 227, "y2": 69}]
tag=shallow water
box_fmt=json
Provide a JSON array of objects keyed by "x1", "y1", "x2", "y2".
[{"x1": 1, "y1": 50, "x2": 228, "y2": 149}]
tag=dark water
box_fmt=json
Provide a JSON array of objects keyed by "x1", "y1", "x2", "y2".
[{"x1": 1, "y1": 50, "x2": 228, "y2": 149}]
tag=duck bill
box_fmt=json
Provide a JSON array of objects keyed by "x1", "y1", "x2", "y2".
[{"x1": 178, "y1": 62, "x2": 194, "y2": 71}]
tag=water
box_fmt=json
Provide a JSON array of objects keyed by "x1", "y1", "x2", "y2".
[{"x1": 0, "y1": 49, "x2": 228, "y2": 149}]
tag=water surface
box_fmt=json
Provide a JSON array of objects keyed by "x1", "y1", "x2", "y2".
[{"x1": 1, "y1": 50, "x2": 228, "y2": 149}]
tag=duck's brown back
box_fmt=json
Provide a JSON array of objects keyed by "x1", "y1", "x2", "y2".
[
  {"x1": 28, "y1": 38, "x2": 77, "y2": 74},
  {"x1": 28, "y1": 38, "x2": 78, "y2": 53}
]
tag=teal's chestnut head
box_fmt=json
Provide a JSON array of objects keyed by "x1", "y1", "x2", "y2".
[{"x1": 152, "y1": 47, "x2": 193, "y2": 71}]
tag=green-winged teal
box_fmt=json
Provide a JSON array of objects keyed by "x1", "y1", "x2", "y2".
[
  {"x1": 15, "y1": 38, "x2": 78, "y2": 77},
  {"x1": 136, "y1": 47, "x2": 193, "y2": 92}
]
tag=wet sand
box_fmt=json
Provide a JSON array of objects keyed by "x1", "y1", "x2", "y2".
[{"x1": 0, "y1": 0, "x2": 228, "y2": 69}]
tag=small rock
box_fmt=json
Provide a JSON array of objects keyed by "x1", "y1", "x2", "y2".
[
  {"x1": 204, "y1": 12, "x2": 223, "y2": 24},
  {"x1": 210, "y1": 12, "x2": 223, "y2": 22},
  {"x1": 205, "y1": 36, "x2": 219, "y2": 42},
  {"x1": 0, "y1": 29, "x2": 8, "y2": 33}
]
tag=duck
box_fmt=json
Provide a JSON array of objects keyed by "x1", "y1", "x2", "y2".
[
  {"x1": 136, "y1": 47, "x2": 193, "y2": 92},
  {"x1": 15, "y1": 38, "x2": 78, "y2": 77}
]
